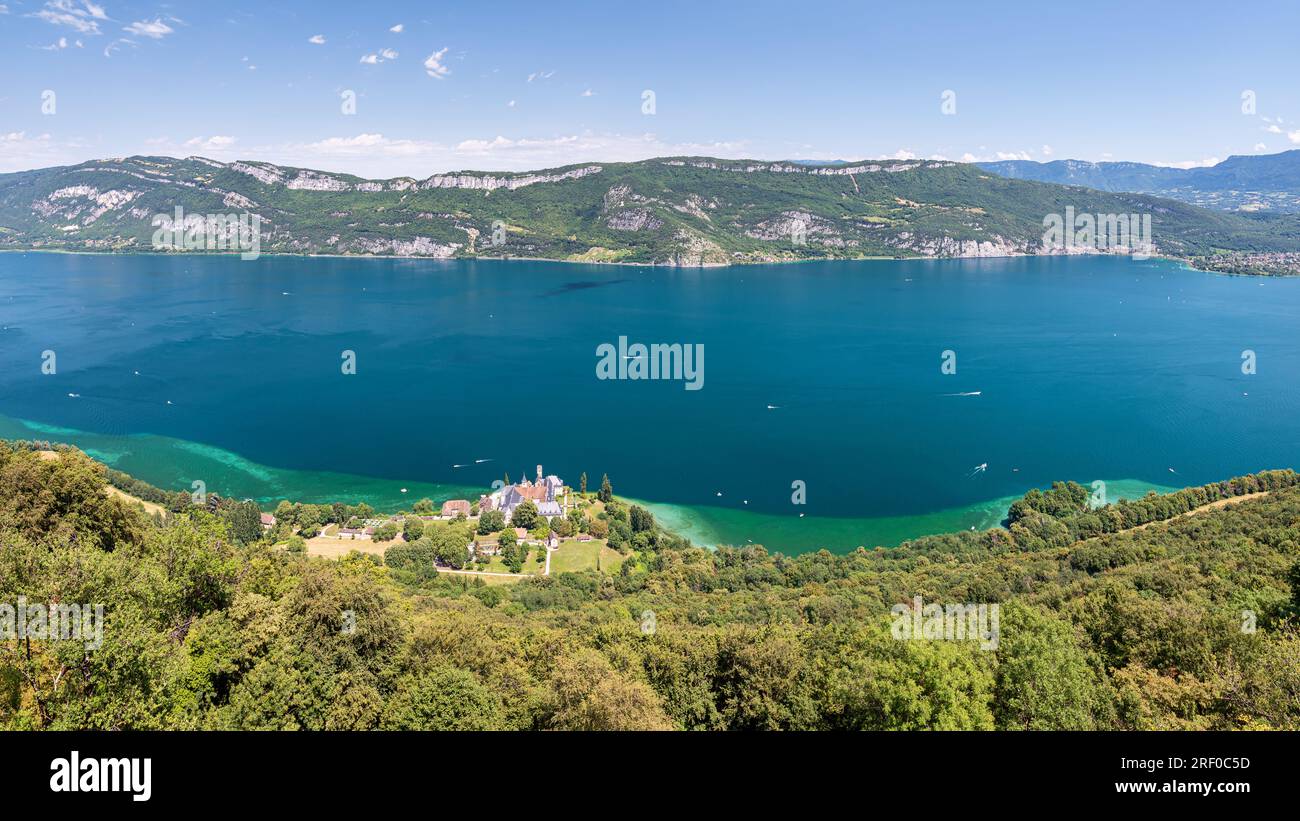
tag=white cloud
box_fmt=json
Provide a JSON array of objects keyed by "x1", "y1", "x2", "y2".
[
  {"x1": 423, "y1": 47, "x2": 450, "y2": 79},
  {"x1": 1158, "y1": 156, "x2": 1220, "y2": 169},
  {"x1": 308, "y1": 34, "x2": 325, "y2": 45},
  {"x1": 1289, "y1": 130, "x2": 1300, "y2": 145},
  {"x1": 994, "y1": 150, "x2": 1032, "y2": 161},
  {"x1": 286, "y1": 131, "x2": 750, "y2": 177},
  {"x1": 33, "y1": 0, "x2": 104, "y2": 34},
  {"x1": 184, "y1": 135, "x2": 237, "y2": 152},
  {"x1": 389, "y1": 23, "x2": 403, "y2": 33},
  {"x1": 507, "y1": 100, "x2": 516, "y2": 108},
  {"x1": 124, "y1": 19, "x2": 174, "y2": 39},
  {"x1": 42, "y1": 36, "x2": 70, "y2": 50},
  {"x1": 580, "y1": 89, "x2": 594, "y2": 97},
  {"x1": 527, "y1": 70, "x2": 555, "y2": 83},
  {"x1": 361, "y1": 47, "x2": 398, "y2": 65},
  {"x1": 1041, "y1": 145, "x2": 1054, "y2": 157},
  {"x1": 1264, "y1": 124, "x2": 1283, "y2": 134},
  {"x1": 0, "y1": 131, "x2": 92, "y2": 173}
]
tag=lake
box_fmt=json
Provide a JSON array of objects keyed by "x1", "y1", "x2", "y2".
[{"x1": 1, "y1": 251, "x2": 1296, "y2": 553}]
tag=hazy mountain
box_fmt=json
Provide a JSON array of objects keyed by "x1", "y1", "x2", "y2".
[{"x1": 979, "y1": 150, "x2": 1300, "y2": 212}]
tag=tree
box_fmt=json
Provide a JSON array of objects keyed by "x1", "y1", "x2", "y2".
[
  {"x1": 598, "y1": 474, "x2": 613, "y2": 503},
  {"x1": 222, "y1": 500, "x2": 264, "y2": 545},
  {"x1": 372, "y1": 522, "x2": 398, "y2": 542},
  {"x1": 498, "y1": 529, "x2": 522, "y2": 573},
  {"x1": 381, "y1": 668, "x2": 504, "y2": 730},
  {"x1": 403, "y1": 517, "x2": 425, "y2": 542},
  {"x1": 477, "y1": 509, "x2": 505, "y2": 535},
  {"x1": 511, "y1": 500, "x2": 539, "y2": 530},
  {"x1": 580, "y1": 472, "x2": 588, "y2": 496},
  {"x1": 630, "y1": 505, "x2": 654, "y2": 533},
  {"x1": 412, "y1": 498, "x2": 434, "y2": 515},
  {"x1": 426, "y1": 525, "x2": 470, "y2": 570},
  {"x1": 567, "y1": 508, "x2": 585, "y2": 534},
  {"x1": 547, "y1": 649, "x2": 673, "y2": 730},
  {"x1": 993, "y1": 601, "x2": 1108, "y2": 730}
]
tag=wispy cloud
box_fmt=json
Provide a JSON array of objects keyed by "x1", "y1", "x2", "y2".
[
  {"x1": 361, "y1": 47, "x2": 398, "y2": 64},
  {"x1": 286, "y1": 131, "x2": 749, "y2": 176},
  {"x1": 1158, "y1": 156, "x2": 1220, "y2": 169},
  {"x1": 527, "y1": 70, "x2": 555, "y2": 83},
  {"x1": 389, "y1": 23, "x2": 403, "y2": 33},
  {"x1": 184, "y1": 135, "x2": 237, "y2": 152},
  {"x1": 124, "y1": 18, "x2": 174, "y2": 39},
  {"x1": 0, "y1": 131, "x2": 93, "y2": 173},
  {"x1": 33, "y1": 0, "x2": 106, "y2": 35},
  {"x1": 308, "y1": 34, "x2": 325, "y2": 45},
  {"x1": 423, "y1": 47, "x2": 450, "y2": 79}
]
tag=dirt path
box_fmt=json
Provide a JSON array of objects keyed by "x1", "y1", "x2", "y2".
[{"x1": 1080, "y1": 491, "x2": 1271, "y2": 544}]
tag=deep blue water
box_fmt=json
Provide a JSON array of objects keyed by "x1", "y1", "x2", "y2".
[{"x1": 1, "y1": 251, "x2": 1296, "y2": 551}]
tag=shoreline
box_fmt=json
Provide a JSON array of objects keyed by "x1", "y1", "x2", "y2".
[
  {"x1": 0, "y1": 246, "x2": 1242, "y2": 276},
  {"x1": 0, "y1": 412, "x2": 1182, "y2": 554}
]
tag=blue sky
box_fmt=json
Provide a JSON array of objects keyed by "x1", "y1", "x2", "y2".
[{"x1": 2, "y1": 0, "x2": 1299, "y2": 177}]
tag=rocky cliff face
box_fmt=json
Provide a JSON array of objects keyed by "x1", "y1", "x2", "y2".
[{"x1": 0, "y1": 154, "x2": 1281, "y2": 267}]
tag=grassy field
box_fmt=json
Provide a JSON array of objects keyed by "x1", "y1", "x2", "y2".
[
  {"x1": 104, "y1": 484, "x2": 167, "y2": 518},
  {"x1": 477, "y1": 548, "x2": 542, "y2": 575},
  {"x1": 549, "y1": 539, "x2": 625, "y2": 574},
  {"x1": 306, "y1": 536, "x2": 389, "y2": 559}
]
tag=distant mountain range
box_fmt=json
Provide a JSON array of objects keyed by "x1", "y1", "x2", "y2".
[
  {"x1": 2, "y1": 154, "x2": 1299, "y2": 273},
  {"x1": 978, "y1": 150, "x2": 1300, "y2": 213}
]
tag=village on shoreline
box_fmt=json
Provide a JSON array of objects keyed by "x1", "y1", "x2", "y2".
[{"x1": 269, "y1": 464, "x2": 629, "y2": 581}]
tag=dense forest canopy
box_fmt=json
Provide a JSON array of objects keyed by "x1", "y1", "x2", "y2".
[{"x1": 2, "y1": 440, "x2": 1298, "y2": 730}]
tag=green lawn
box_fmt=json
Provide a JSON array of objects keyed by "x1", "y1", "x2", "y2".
[
  {"x1": 549, "y1": 539, "x2": 625, "y2": 574},
  {"x1": 477, "y1": 548, "x2": 542, "y2": 575}
]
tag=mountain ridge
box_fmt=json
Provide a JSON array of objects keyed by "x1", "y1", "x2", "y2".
[
  {"x1": 979, "y1": 149, "x2": 1300, "y2": 213},
  {"x1": 3, "y1": 153, "x2": 1299, "y2": 273}
]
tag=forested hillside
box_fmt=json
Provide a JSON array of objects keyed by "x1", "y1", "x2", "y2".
[
  {"x1": 3, "y1": 155, "x2": 1300, "y2": 270},
  {"x1": 2, "y1": 440, "x2": 1298, "y2": 730}
]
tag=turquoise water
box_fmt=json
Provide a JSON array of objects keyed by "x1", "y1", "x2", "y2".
[{"x1": 0, "y1": 251, "x2": 1294, "y2": 552}]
